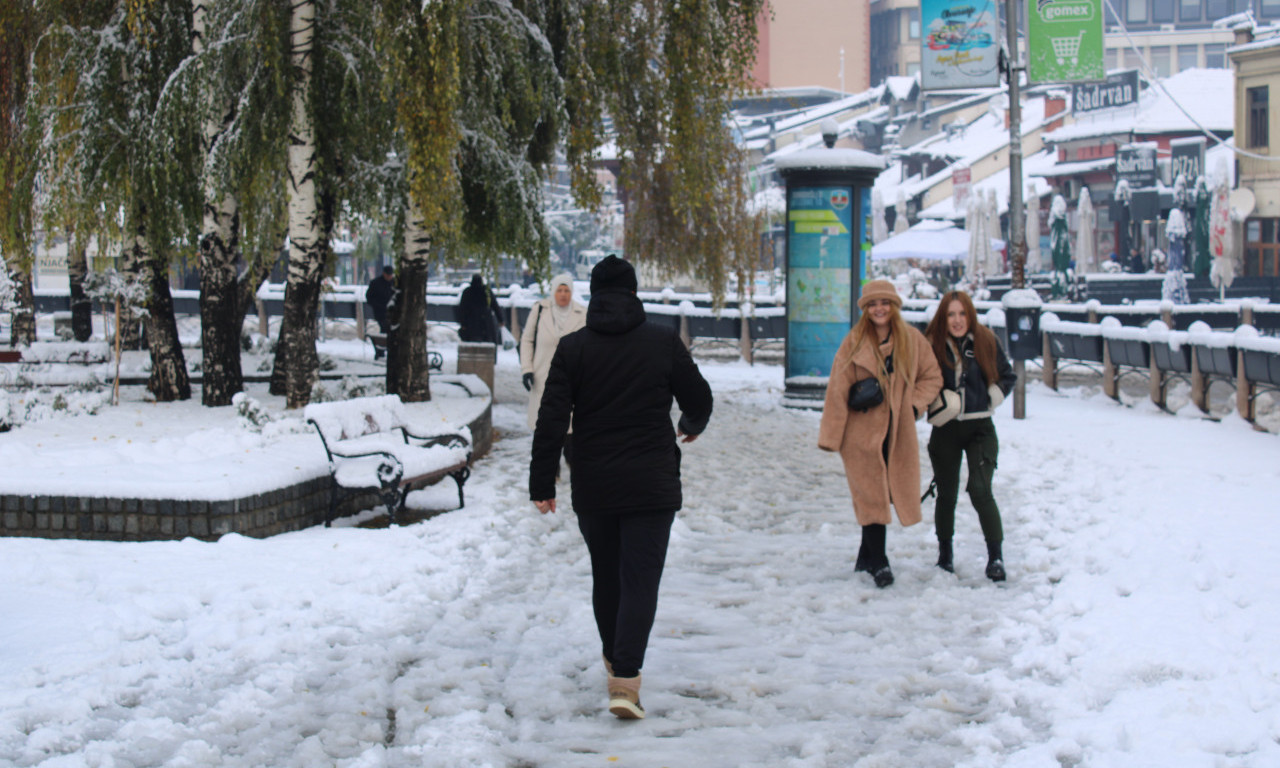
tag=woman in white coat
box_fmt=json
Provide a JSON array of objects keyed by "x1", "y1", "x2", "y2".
[{"x1": 520, "y1": 273, "x2": 587, "y2": 458}]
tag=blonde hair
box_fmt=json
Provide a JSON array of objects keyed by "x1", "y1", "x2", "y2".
[{"x1": 849, "y1": 304, "x2": 917, "y2": 389}]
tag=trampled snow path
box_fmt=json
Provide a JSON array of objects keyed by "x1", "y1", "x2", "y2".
[{"x1": 2, "y1": 358, "x2": 1278, "y2": 767}]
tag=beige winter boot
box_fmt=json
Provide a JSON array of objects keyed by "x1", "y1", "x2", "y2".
[{"x1": 607, "y1": 674, "x2": 644, "y2": 719}]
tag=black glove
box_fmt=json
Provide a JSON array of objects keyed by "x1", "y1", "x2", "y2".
[{"x1": 522, "y1": 372, "x2": 534, "y2": 391}]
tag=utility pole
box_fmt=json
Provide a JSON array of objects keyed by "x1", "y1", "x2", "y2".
[{"x1": 1005, "y1": 0, "x2": 1028, "y2": 420}]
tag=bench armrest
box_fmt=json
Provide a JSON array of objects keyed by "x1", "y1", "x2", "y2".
[
  {"x1": 326, "y1": 447, "x2": 404, "y2": 486},
  {"x1": 401, "y1": 428, "x2": 470, "y2": 451}
]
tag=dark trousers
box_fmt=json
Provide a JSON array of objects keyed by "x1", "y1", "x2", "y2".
[
  {"x1": 576, "y1": 510, "x2": 676, "y2": 679},
  {"x1": 928, "y1": 417, "x2": 1003, "y2": 544}
]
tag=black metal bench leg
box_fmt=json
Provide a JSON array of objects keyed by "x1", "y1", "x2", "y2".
[{"x1": 451, "y1": 467, "x2": 470, "y2": 510}]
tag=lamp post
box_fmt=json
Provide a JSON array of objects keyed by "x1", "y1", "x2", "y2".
[{"x1": 1005, "y1": 0, "x2": 1029, "y2": 419}]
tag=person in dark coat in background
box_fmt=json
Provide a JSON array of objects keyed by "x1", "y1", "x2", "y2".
[
  {"x1": 530, "y1": 255, "x2": 713, "y2": 721},
  {"x1": 365, "y1": 265, "x2": 395, "y2": 359},
  {"x1": 455, "y1": 273, "x2": 502, "y2": 345},
  {"x1": 923, "y1": 291, "x2": 1017, "y2": 582}
]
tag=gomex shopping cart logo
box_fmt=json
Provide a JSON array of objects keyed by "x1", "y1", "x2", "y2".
[{"x1": 1036, "y1": 0, "x2": 1095, "y2": 21}]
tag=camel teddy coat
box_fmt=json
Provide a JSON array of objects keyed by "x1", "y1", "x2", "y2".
[
  {"x1": 519, "y1": 293, "x2": 587, "y2": 430},
  {"x1": 818, "y1": 327, "x2": 943, "y2": 527}
]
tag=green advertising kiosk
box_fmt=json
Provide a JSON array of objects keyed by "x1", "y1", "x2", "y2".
[{"x1": 776, "y1": 147, "x2": 885, "y2": 408}]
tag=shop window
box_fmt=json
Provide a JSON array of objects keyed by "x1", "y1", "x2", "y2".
[
  {"x1": 1151, "y1": 47, "x2": 1171, "y2": 77},
  {"x1": 1178, "y1": 45, "x2": 1198, "y2": 70},
  {"x1": 1248, "y1": 86, "x2": 1269, "y2": 148}
]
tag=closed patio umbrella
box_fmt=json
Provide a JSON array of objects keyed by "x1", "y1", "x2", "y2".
[
  {"x1": 1076, "y1": 187, "x2": 1097, "y2": 273},
  {"x1": 1026, "y1": 186, "x2": 1042, "y2": 273},
  {"x1": 1193, "y1": 176, "x2": 1211, "y2": 278},
  {"x1": 1162, "y1": 208, "x2": 1190, "y2": 304},
  {"x1": 1209, "y1": 162, "x2": 1235, "y2": 298},
  {"x1": 1049, "y1": 194, "x2": 1070, "y2": 298}
]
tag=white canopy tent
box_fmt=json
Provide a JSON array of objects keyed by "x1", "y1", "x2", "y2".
[{"x1": 871, "y1": 219, "x2": 1004, "y2": 262}]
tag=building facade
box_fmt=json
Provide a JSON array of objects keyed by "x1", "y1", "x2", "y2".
[
  {"x1": 1231, "y1": 30, "x2": 1280, "y2": 277},
  {"x1": 870, "y1": 0, "x2": 922, "y2": 84},
  {"x1": 753, "y1": 1, "x2": 872, "y2": 93}
]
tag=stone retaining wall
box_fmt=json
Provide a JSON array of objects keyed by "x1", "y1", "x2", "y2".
[{"x1": 0, "y1": 402, "x2": 491, "y2": 542}]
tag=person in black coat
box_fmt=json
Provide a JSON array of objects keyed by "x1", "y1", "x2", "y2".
[
  {"x1": 455, "y1": 273, "x2": 502, "y2": 344},
  {"x1": 366, "y1": 266, "x2": 396, "y2": 359},
  {"x1": 530, "y1": 255, "x2": 713, "y2": 721}
]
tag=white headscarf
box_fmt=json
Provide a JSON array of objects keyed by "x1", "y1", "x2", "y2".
[{"x1": 548, "y1": 272, "x2": 576, "y2": 333}]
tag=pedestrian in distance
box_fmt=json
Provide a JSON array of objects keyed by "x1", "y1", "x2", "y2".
[
  {"x1": 529, "y1": 255, "x2": 713, "y2": 720},
  {"x1": 519, "y1": 272, "x2": 587, "y2": 469},
  {"x1": 923, "y1": 291, "x2": 1017, "y2": 582},
  {"x1": 818, "y1": 280, "x2": 943, "y2": 588},
  {"x1": 365, "y1": 265, "x2": 395, "y2": 360},
  {"x1": 455, "y1": 274, "x2": 504, "y2": 359}
]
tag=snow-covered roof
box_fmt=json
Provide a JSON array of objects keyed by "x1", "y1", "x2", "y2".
[
  {"x1": 1227, "y1": 31, "x2": 1280, "y2": 55},
  {"x1": 1031, "y1": 157, "x2": 1116, "y2": 177},
  {"x1": 904, "y1": 96, "x2": 1049, "y2": 163},
  {"x1": 1042, "y1": 68, "x2": 1234, "y2": 144},
  {"x1": 774, "y1": 148, "x2": 887, "y2": 173},
  {"x1": 916, "y1": 149, "x2": 1057, "y2": 220},
  {"x1": 884, "y1": 75, "x2": 919, "y2": 102}
]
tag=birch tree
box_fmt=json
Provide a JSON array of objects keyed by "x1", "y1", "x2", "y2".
[
  {"x1": 567, "y1": 0, "x2": 766, "y2": 302},
  {"x1": 0, "y1": 0, "x2": 40, "y2": 347},
  {"x1": 34, "y1": 0, "x2": 199, "y2": 401}
]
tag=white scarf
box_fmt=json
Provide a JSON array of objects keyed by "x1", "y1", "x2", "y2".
[{"x1": 547, "y1": 273, "x2": 576, "y2": 334}]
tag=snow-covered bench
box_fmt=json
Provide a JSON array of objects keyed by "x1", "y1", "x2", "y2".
[{"x1": 304, "y1": 395, "x2": 471, "y2": 527}]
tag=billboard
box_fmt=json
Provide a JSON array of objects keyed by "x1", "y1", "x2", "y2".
[
  {"x1": 786, "y1": 186, "x2": 856, "y2": 378},
  {"x1": 920, "y1": 0, "x2": 1001, "y2": 90},
  {"x1": 1027, "y1": 0, "x2": 1105, "y2": 84}
]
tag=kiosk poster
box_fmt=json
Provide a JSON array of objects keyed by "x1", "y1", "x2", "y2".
[
  {"x1": 1027, "y1": 0, "x2": 1104, "y2": 83},
  {"x1": 786, "y1": 186, "x2": 856, "y2": 379},
  {"x1": 920, "y1": 0, "x2": 1000, "y2": 90}
]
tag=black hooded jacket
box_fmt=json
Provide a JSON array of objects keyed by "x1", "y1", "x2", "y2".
[{"x1": 529, "y1": 290, "x2": 713, "y2": 514}]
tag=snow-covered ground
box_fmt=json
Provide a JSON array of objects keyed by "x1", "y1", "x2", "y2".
[{"x1": 2, "y1": 343, "x2": 1279, "y2": 767}]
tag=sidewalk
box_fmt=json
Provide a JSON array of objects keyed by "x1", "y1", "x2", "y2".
[{"x1": 1, "y1": 352, "x2": 1277, "y2": 766}]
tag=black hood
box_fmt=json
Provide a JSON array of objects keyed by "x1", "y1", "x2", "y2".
[{"x1": 586, "y1": 291, "x2": 646, "y2": 335}]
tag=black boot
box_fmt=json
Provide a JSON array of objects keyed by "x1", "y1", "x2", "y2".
[
  {"x1": 872, "y1": 566, "x2": 894, "y2": 588},
  {"x1": 856, "y1": 524, "x2": 892, "y2": 587},
  {"x1": 985, "y1": 540, "x2": 1006, "y2": 582},
  {"x1": 937, "y1": 539, "x2": 954, "y2": 573}
]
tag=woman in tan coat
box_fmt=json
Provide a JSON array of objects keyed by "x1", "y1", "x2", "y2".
[
  {"x1": 520, "y1": 273, "x2": 587, "y2": 445},
  {"x1": 818, "y1": 280, "x2": 943, "y2": 588}
]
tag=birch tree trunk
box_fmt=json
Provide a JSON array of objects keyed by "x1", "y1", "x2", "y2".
[
  {"x1": 270, "y1": 0, "x2": 323, "y2": 408},
  {"x1": 67, "y1": 235, "x2": 92, "y2": 341},
  {"x1": 125, "y1": 208, "x2": 190, "y2": 402},
  {"x1": 145, "y1": 248, "x2": 191, "y2": 401},
  {"x1": 192, "y1": 0, "x2": 244, "y2": 407},
  {"x1": 10, "y1": 270, "x2": 36, "y2": 345},
  {"x1": 387, "y1": 195, "x2": 431, "y2": 401}
]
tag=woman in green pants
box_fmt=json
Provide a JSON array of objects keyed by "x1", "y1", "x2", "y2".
[{"x1": 923, "y1": 291, "x2": 1017, "y2": 581}]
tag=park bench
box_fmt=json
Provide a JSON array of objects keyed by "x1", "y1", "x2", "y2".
[
  {"x1": 304, "y1": 394, "x2": 471, "y2": 527},
  {"x1": 366, "y1": 333, "x2": 443, "y2": 372}
]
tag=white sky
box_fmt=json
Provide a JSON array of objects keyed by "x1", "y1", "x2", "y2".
[{"x1": 2, "y1": 340, "x2": 1279, "y2": 766}]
